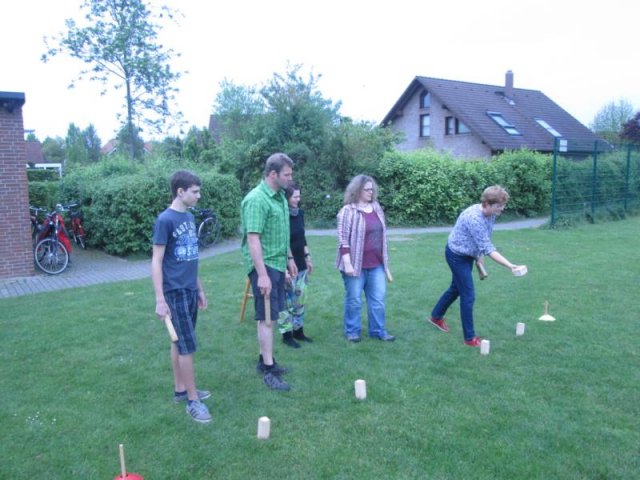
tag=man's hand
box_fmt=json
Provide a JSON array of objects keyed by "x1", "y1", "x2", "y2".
[
  {"x1": 257, "y1": 272, "x2": 272, "y2": 297},
  {"x1": 287, "y1": 258, "x2": 298, "y2": 278}
]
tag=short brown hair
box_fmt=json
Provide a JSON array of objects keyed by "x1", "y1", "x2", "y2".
[
  {"x1": 480, "y1": 185, "x2": 509, "y2": 205},
  {"x1": 264, "y1": 153, "x2": 294, "y2": 177}
]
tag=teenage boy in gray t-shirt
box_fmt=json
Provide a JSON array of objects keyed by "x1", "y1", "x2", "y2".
[{"x1": 151, "y1": 170, "x2": 212, "y2": 423}]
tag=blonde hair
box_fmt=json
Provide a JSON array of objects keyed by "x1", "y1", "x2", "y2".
[
  {"x1": 343, "y1": 175, "x2": 378, "y2": 205},
  {"x1": 481, "y1": 185, "x2": 510, "y2": 206}
]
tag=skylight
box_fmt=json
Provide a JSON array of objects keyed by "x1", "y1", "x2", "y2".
[
  {"x1": 535, "y1": 118, "x2": 563, "y2": 138},
  {"x1": 487, "y1": 112, "x2": 520, "y2": 135}
]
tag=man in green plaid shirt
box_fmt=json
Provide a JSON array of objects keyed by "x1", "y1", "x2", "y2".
[{"x1": 241, "y1": 153, "x2": 298, "y2": 391}]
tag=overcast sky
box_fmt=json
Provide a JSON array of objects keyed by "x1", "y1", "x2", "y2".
[{"x1": 2, "y1": 0, "x2": 639, "y2": 142}]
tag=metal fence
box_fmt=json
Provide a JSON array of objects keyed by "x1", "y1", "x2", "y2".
[{"x1": 550, "y1": 139, "x2": 640, "y2": 227}]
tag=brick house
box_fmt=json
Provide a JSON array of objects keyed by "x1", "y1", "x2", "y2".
[
  {"x1": 0, "y1": 91, "x2": 35, "y2": 279},
  {"x1": 381, "y1": 71, "x2": 604, "y2": 158}
]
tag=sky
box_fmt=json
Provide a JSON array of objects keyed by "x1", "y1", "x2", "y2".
[{"x1": 2, "y1": 0, "x2": 639, "y2": 143}]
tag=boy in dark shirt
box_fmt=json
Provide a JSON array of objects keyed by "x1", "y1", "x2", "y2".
[{"x1": 151, "y1": 170, "x2": 211, "y2": 423}]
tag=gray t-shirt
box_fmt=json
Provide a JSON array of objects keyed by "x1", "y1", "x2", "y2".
[
  {"x1": 152, "y1": 208, "x2": 199, "y2": 292},
  {"x1": 447, "y1": 204, "x2": 496, "y2": 259}
]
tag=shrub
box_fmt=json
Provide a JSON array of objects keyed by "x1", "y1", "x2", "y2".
[
  {"x1": 374, "y1": 148, "x2": 551, "y2": 226},
  {"x1": 28, "y1": 181, "x2": 60, "y2": 209},
  {"x1": 27, "y1": 169, "x2": 59, "y2": 182},
  {"x1": 56, "y1": 157, "x2": 241, "y2": 256}
]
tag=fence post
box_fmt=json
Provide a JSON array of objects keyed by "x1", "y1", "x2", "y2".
[
  {"x1": 591, "y1": 141, "x2": 598, "y2": 221},
  {"x1": 624, "y1": 144, "x2": 631, "y2": 211},
  {"x1": 551, "y1": 138, "x2": 559, "y2": 227}
]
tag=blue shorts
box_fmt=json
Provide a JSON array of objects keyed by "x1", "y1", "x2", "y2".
[
  {"x1": 249, "y1": 266, "x2": 285, "y2": 322},
  {"x1": 165, "y1": 289, "x2": 199, "y2": 355}
]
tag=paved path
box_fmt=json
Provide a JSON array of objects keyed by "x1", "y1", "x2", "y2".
[{"x1": 0, "y1": 217, "x2": 547, "y2": 299}]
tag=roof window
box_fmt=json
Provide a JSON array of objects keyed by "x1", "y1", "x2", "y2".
[
  {"x1": 535, "y1": 118, "x2": 562, "y2": 137},
  {"x1": 487, "y1": 111, "x2": 520, "y2": 135}
]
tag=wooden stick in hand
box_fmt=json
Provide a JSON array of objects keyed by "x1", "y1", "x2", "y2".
[
  {"x1": 264, "y1": 294, "x2": 272, "y2": 327},
  {"x1": 163, "y1": 314, "x2": 178, "y2": 342}
]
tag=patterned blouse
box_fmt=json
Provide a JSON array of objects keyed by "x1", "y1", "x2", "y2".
[
  {"x1": 336, "y1": 202, "x2": 390, "y2": 276},
  {"x1": 447, "y1": 204, "x2": 497, "y2": 259}
]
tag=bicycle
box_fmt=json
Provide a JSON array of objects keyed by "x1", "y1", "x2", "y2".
[
  {"x1": 65, "y1": 203, "x2": 87, "y2": 249},
  {"x1": 190, "y1": 207, "x2": 222, "y2": 248},
  {"x1": 29, "y1": 206, "x2": 48, "y2": 247},
  {"x1": 33, "y1": 204, "x2": 73, "y2": 275}
]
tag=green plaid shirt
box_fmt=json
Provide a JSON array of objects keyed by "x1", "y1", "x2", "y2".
[{"x1": 241, "y1": 180, "x2": 290, "y2": 274}]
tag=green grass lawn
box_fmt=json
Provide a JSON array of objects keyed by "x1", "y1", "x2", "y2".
[{"x1": 1, "y1": 218, "x2": 639, "y2": 479}]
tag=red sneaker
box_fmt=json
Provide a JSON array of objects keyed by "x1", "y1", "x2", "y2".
[
  {"x1": 464, "y1": 336, "x2": 483, "y2": 347},
  {"x1": 429, "y1": 317, "x2": 450, "y2": 333}
]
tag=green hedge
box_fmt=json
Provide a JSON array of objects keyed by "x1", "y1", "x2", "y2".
[
  {"x1": 55, "y1": 157, "x2": 242, "y2": 256},
  {"x1": 375, "y1": 148, "x2": 551, "y2": 225},
  {"x1": 28, "y1": 181, "x2": 61, "y2": 210},
  {"x1": 27, "y1": 169, "x2": 59, "y2": 182},
  {"x1": 27, "y1": 149, "x2": 557, "y2": 254}
]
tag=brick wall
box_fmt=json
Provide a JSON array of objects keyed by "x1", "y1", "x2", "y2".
[{"x1": 0, "y1": 93, "x2": 35, "y2": 279}]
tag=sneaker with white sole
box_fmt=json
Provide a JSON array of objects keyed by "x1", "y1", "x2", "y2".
[
  {"x1": 429, "y1": 317, "x2": 450, "y2": 333},
  {"x1": 173, "y1": 389, "x2": 211, "y2": 403},
  {"x1": 186, "y1": 400, "x2": 212, "y2": 423},
  {"x1": 263, "y1": 371, "x2": 290, "y2": 391},
  {"x1": 464, "y1": 336, "x2": 483, "y2": 347}
]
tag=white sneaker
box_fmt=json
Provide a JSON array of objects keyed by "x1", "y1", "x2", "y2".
[{"x1": 186, "y1": 400, "x2": 212, "y2": 423}]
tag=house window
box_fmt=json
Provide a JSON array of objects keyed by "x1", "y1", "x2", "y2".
[
  {"x1": 457, "y1": 120, "x2": 470, "y2": 134},
  {"x1": 487, "y1": 111, "x2": 520, "y2": 135},
  {"x1": 420, "y1": 114, "x2": 430, "y2": 137},
  {"x1": 420, "y1": 91, "x2": 431, "y2": 109},
  {"x1": 446, "y1": 116, "x2": 471, "y2": 135},
  {"x1": 535, "y1": 118, "x2": 562, "y2": 137},
  {"x1": 446, "y1": 117, "x2": 454, "y2": 135}
]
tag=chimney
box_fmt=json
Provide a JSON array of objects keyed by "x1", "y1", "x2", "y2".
[{"x1": 505, "y1": 70, "x2": 514, "y2": 99}]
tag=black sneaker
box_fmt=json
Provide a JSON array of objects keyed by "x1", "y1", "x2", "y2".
[
  {"x1": 256, "y1": 360, "x2": 290, "y2": 376},
  {"x1": 293, "y1": 328, "x2": 313, "y2": 342},
  {"x1": 283, "y1": 331, "x2": 301, "y2": 348},
  {"x1": 263, "y1": 371, "x2": 290, "y2": 391}
]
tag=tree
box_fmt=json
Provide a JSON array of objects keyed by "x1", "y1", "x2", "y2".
[
  {"x1": 213, "y1": 79, "x2": 266, "y2": 142},
  {"x1": 620, "y1": 111, "x2": 640, "y2": 144},
  {"x1": 589, "y1": 99, "x2": 634, "y2": 144},
  {"x1": 41, "y1": 137, "x2": 66, "y2": 163},
  {"x1": 65, "y1": 123, "x2": 102, "y2": 167},
  {"x1": 211, "y1": 64, "x2": 396, "y2": 199},
  {"x1": 42, "y1": 0, "x2": 183, "y2": 159}
]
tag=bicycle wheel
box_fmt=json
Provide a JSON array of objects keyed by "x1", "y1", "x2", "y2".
[
  {"x1": 198, "y1": 216, "x2": 221, "y2": 248},
  {"x1": 34, "y1": 238, "x2": 69, "y2": 274},
  {"x1": 72, "y1": 220, "x2": 87, "y2": 249}
]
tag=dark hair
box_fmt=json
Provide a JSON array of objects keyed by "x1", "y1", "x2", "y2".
[
  {"x1": 264, "y1": 152, "x2": 294, "y2": 177},
  {"x1": 170, "y1": 170, "x2": 201, "y2": 199},
  {"x1": 285, "y1": 182, "x2": 301, "y2": 199}
]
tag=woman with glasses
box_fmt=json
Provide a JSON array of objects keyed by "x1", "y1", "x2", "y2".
[
  {"x1": 336, "y1": 175, "x2": 395, "y2": 343},
  {"x1": 428, "y1": 185, "x2": 524, "y2": 346}
]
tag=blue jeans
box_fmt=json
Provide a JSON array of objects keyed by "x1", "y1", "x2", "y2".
[
  {"x1": 431, "y1": 245, "x2": 476, "y2": 340},
  {"x1": 342, "y1": 265, "x2": 388, "y2": 338}
]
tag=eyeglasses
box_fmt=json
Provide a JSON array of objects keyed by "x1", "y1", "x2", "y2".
[{"x1": 362, "y1": 188, "x2": 374, "y2": 192}]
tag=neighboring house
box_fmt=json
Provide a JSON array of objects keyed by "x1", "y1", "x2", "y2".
[
  {"x1": 25, "y1": 139, "x2": 44, "y2": 164},
  {"x1": 101, "y1": 138, "x2": 153, "y2": 155},
  {"x1": 381, "y1": 71, "x2": 605, "y2": 158}
]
